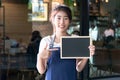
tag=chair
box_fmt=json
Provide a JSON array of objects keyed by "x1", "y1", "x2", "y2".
[
  {"x1": 17, "y1": 53, "x2": 36, "y2": 80},
  {"x1": 6, "y1": 53, "x2": 19, "y2": 80}
]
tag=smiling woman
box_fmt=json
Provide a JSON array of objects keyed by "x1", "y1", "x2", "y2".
[{"x1": 36, "y1": 4, "x2": 95, "y2": 80}]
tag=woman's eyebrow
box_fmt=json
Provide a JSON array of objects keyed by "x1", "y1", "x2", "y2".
[{"x1": 56, "y1": 15, "x2": 68, "y2": 17}]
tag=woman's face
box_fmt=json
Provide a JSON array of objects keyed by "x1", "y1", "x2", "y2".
[{"x1": 53, "y1": 11, "x2": 70, "y2": 33}]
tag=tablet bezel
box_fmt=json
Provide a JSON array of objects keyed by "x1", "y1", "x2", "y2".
[{"x1": 60, "y1": 36, "x2": 92, "y2": 59}]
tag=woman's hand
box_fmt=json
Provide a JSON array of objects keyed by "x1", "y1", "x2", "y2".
[
  {"x1": 76, "y1": 45, "x2": 95, "y2": 72},
  {"x1": 40, "y1": 44, "x2": 58, "y2": 59},
  {"x1": 88, "y1": 45, "x2": 95, "y2": 56},
  {"x1": 36, "y1": 43, "x2": 58, "y2": 74}
]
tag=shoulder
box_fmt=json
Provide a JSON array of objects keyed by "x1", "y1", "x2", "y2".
[
  {"x1": 40, "y1": 35, "x2": 53, "y2": 44},
  {"x1": 41, "y1": 35, "x2": 50, "y2": 41}
]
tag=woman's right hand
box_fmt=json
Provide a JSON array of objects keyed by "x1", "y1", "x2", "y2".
[
  {"x1": 37, "y1": 43, "x2": 59, "y2": 74},
  {"x1": 40, "y1": 44, "x2": 58, "y2": 59}
]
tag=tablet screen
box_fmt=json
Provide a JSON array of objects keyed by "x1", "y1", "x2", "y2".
[{"x1": 60, "y1": 36, "x2": 92, "y2": 59}]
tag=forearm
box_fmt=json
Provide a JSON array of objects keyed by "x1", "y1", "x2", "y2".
[
  {"x1": 76, "y1": 59, "x2": 88, "y2": 72},
  {"x1": 76, "y1": 44, "x2": 95, "y2": 72},
  {"x1": 36, "y1": 53, "x2": 48, "y2": 74}
]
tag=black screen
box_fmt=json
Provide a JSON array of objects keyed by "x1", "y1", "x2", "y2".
[{"x1": 61, "y1": 36, "x2": 91, "y2": 59}]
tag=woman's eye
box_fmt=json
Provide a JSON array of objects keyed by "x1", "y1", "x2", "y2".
[
  {"x1": 64, "y1": 17, "x2": 69, "y2": 20},
  {"x1": 57, "y1": 17, "x2": 61, "y2": 20},
  {"x1": 56, "y1": 17, "x2": 69, "y2": 21}
]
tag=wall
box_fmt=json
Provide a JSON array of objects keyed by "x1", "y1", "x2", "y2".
[
  {"x1": 32, "y1": 22, "x2": 53, "y2": 37},
  {"x1": 3, "y1": 2, "x2": 32, "y2": 44},
  {"x1": 2, "y1": 1, "x2": 54, "y2": 45}
]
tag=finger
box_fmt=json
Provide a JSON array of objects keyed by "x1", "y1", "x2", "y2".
[
  {"x1": 89, "y1": 47, "x2": 95, "y2": 56},
  {"x1": 89, "y1": 45, "x2": 95, "y2": 49},
  {"x1": 49, "y1": 48, "x2": 59, "y2": 51},
  {"x1": 90, "y1": 50, "x2": 95, "y2": 56}
]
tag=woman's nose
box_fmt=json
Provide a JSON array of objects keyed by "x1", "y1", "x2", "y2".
[{"x1": 60, "y1": 18, "x2": 64, "y2": 24}]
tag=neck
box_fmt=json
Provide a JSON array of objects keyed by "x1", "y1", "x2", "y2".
[{"x1": 54, "y1": 32, "x2": 69, "y2": 43}]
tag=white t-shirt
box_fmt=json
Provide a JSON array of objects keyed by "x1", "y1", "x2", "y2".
[
  {"x1": 89, "y1": 26, "x2": 98, "y2": 41},
  {"x1": 104, "y1": 29, "x2": 114, "y2": 37},
  {"x1": 38, "y1": 35, "x2": 60, "y2": 54}
]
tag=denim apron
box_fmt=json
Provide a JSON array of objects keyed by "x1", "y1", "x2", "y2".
[{"x1": 45, "y1": 35, "x2": 77, "y2": 80}]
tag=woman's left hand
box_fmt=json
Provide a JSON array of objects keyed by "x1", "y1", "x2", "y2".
[{"x1": 88, "y1": 45, "x2": 95, "y2": 56}]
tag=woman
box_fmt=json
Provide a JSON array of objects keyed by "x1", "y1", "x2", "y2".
[{"x1": 36, "y1": 5, "x2": 95, "y2": 80}]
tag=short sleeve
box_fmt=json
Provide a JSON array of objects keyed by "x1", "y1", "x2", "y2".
[{"x1": 38, "y1": 36, "x2": 51, "y2": 54}]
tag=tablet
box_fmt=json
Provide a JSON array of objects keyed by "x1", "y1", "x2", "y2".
[{"x1": 60, "y1": 36, "x2": 92, "y2": 59}]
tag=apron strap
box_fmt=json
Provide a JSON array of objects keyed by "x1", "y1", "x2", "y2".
[{"x1": 49, "y1": 34, "x2": 55, "y2": 49}]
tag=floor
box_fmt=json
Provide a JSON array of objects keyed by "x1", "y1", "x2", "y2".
[
  {"x1": 1, "y1": 68, "x2": 120, "y2": 80},
  {"x1": 0, "y1": 69, "x2": 38, "y2": 80},
  {"x1": 90, "y1": 76, "x2": 120, "y2": 80},
  {"x1": 89, "y1": 66, "x2": 120, "y2": 80}
]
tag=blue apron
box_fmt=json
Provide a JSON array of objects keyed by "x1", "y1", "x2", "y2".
[{"x1": 45, "y1": 35, "x2": 77, "y2": 80}]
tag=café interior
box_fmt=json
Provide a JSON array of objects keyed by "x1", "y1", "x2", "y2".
[{"x1": 0, "y1": 0, "x2": 120, "y2": 80}]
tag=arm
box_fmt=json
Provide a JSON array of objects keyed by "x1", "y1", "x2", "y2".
[
  {"x1": 76, "y1": 59, "x2": 88, "y2": 72},
  {"x1": 36, "y1": 37, "x2": 58, "y2": 74},
  {"x1": 36, "y1": 38, "x2": 50, "y2": 74},
  {"x1": 111, "y1": 29, "x2": 114, "y2": 37},
  {"x1": 76, "y1": 45, "x2": 95, "y2": 72},
  {"x1": 36, "y1": 53, "x2": 48, "y2": 74}
]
